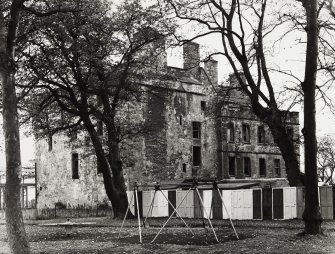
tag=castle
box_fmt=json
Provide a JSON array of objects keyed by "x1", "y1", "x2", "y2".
[{"x1": 35, "y1": 41, "x2": 299, "y2": 209}]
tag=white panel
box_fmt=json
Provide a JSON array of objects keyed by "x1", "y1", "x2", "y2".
[
  {"x1": 284, "y1": 187, "x2": 297, "y2": 219},
  {"x1": 222, "y1": 190, "x2": 232, "y2": 219},
  {"x1": 176, "y1": 190, "x2": 194, "y2": 218},
  {"x1": 126, "y1": 191, "x2": 135, "y2": 214},
  {"x1": 152, "y1": 190, "x2": 169, "y2": 217},
  {"x1": 142, "y1": 191, "x2": 153, "y2": 218},
  {"x1": 243, "y1": 190, "x2": 253, "y2": 220},
  {"x1": 202, "y1": 190, "x2": 213, "y2": 219}
]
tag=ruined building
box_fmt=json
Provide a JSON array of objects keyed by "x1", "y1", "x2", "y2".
[{"x1": 35, "y1": 42, "x2": 299, "y2": 209}]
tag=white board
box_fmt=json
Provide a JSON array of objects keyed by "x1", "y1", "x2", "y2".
[
  {"x1": 283, "y1": 187, "x2": 297, "y2": 219},
  {"x1": 221, "y1": 190, "x2": 232, "y2": 219},
  {"x1": 176, "y1": 190, "x2": 194, "y2": 218}
]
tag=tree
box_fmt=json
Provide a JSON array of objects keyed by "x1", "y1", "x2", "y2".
[
  {"x1": 317, "y1": 136, "x2": 335, "y2": 184},
  {"x1": 0, "y1": 1, "x2": 77, "y2": 252},
  {"x1": 163, "y1": 0, "x2": 323, "y2": 234},
  {"x1": 20, "y1": 0, "x2": 173, "y2": 218}
]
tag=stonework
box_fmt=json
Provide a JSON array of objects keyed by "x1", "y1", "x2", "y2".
[{"x1": 35, "y1": 41, "x2": 300, "y2": 209}]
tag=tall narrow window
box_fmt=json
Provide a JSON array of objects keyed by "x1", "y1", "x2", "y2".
[
  {"x1": 242, "y1": 124, "x2": 250, "y2": 143},
  {"x1": 229, "y1": 156, "x2": 235, "y2": 176},
  {"x1": 48, "y1": 134, "x2": 53, "y2": 151},
  {"x1": 201, "y1": 101, "x2": 206, "y2": 111},
  {"x1": 193, "y1": 146, "x2": 201, "y2": 166},
  {"x1": 286, "y1": 127, "x2": 294, "y2": 141},
  {"x1": 259, "y1": 158, "x2": 266, "y2": 177},
  {"x1": 244, "y1": 157, "x2": 251, "y2": 177},
  {"x1": 182, "y1": 163, "x2": 187, "y2": 173},
  {"x1": 227, "y1": 123, "x2": 235, "y2": 143},
  {"x1": 192, "y1": 122, "x2": 201, "y2": 139},
  {"x1": 258, "y1": 126, "x2": 265, "y2": 144},
  {"x1": 72, "y1": 153, "x2": 79, "y2": 179},
  {"x1": 179, "y1": 115, "x2": 183, "y2": 125},
  {"x1": 274, "y1": 159, "x2": 281, "y2": 177}
]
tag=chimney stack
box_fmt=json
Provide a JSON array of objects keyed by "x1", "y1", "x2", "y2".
[{"x1": 183, "y1": 42, "x2": 200, "y2": 77}]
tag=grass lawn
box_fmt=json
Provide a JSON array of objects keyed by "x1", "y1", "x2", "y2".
[{"x1": 0, "y1": 218, "x2": 334, "y2": 253}]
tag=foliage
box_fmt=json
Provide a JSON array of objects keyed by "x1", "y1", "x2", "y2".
[{"x1": 317, "y1": 136, "x2": 335, "y2": 184}]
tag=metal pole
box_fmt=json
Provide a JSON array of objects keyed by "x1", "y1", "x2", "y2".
[
  {"x1": 118, "y1": 192, "x2": 134, "y2": 239},
  {"x1": 151, "y1": 186, "x2": 194, "y2": 243},
  {"x1": 217, "y1": 188, "x2": 239, "y2": 239},
  {"x1": 159, "y1": 189, "x2": 194, "y2": 235},
  {"x1": 135, "y1": 183, "x2": 142, "y2": 243},
  {"x1": 195, "y1": 187, "x2": 219, "y2": 243}
]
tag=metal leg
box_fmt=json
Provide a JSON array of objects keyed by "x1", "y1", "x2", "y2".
[
  {"x1": 135, "y1": 187, "x2": 142, "y2": 243},
  {"x1": 151, "y1": 187, "x2": 194, "y2": 243},
  {"x1": 217, "y1": 189, "x2": 239, "y2": 240},
  {"x1": 118, "y1": 192, "x2": 134, "y2": 240},
  {"x1": 159, "y1": 190, "x2": 194, "y2": 235},
  {"x1": 195, "y1": 187, "x2": 219, "y2": 243},
  {"x1": 143, "y1": 190, "x2": 156, "y2": 228}
]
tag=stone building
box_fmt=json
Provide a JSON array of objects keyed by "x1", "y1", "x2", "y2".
[
  {"x1": 216, "y1": 74, "x2": 300, "y2": 186},
  {"x1": 35, "y1": 41, "x2": 218, "y2": 209},
  {"x1": 35, "y1": 41, "x2": 300, "y2": 209}
]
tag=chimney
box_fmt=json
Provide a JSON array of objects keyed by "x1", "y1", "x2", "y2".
[
  {"x1": 204, "y1": 59, "x2": 218, "y2": 86},
  {"x1": 183, "y1": 42, "x2": 200, "y2": 77}
]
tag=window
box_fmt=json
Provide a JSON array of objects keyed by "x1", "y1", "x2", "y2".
[
  {"x1": 192, "y1": 146, "x2": 201, "y2": 166},
  {"x1": 179, "y1": 115, "x2": 183, "y2": 125},
  {"x1": 274, "y1": 159, "x2": 281, "y2": 177},
  {"x1": 182, "y1": 163, "x2": 187, "y2": 173},
  {"x1": 201, "y1": 101, "x2": 206, "y2": 111},
  {"x1": 72, "y1": 153, "x2": 79, "y2": 179},
  {"x1": 227, "y1": 123, "x2": 234, "y2": 142},
  {"x1": 286, "y1": 127, "x2": 294, "y2": 141},
  {"x1": 259, "y1": 158, "x2": 266, "y2": 177},
  {"x1": 244, "y1": 157, "x2": 251, "y2": 176},
  {"x1": 229, "y1": 156, "x2": 235, "y2": 176},
  {"x1": 48, "y1": 135, "x2": 53, "y2": 151},
  {"x1": 192, "y1": 122, "x2": 201, "y2": 139},
  {"x1": 258, "y1": 126, "x2": 265, "y2": 144},
  {"x1": 242, "y1": 124, "x2": 250, "y2": 143}
]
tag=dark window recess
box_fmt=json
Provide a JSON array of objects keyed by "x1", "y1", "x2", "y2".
[
  {"x1": 286, "y1": 127, "x2": 294, "y2": 141},
  {"x1": 244, "y1": 157, "x2": 251, "y2": 176},
  {"x1": 227, "y1": 123, "x2": 234, "y2": 142},
  {"x1": 274, "y1": 159, "x2": 281, "y2": 177},
  {"x1": 179, "y1": 115, "x2": 183, "y2": 125},
  {"x1": 182, "y1": 163, "x2": 187, "y2": 173},
  {"x1": 242, "y1": 124, "x2": 250, "y2": 143},
  {"x1": 192, "y1": 122, "x2": 201, "y2": 139},
  {"x1": 228, "y1": 156, "x2": 235, "y2": 176},
  {"x1": 70, "y1": 129, "x2": 78, "y2": 140},
  {"x1": 258, "y1": 126, "x2": 265, "y2": 144},
  {"x1": 201, "y1": 101, "x2": 206, "y2": 111},
  {"x1": 72, "y1": 153, "x2": 79, "y2": 179},
  {"x1": 48, "y1": 135, "x2": 53, "y2": 151},
  {"x1": 259, "y1": 158, "x2": 266, "y2": 177},
  {"x1": 193, "y1": 146, "x2": 201, "y2": 166}
]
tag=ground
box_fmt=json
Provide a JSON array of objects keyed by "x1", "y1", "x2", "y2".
[{"x1": 0, "y1": 218, "x2": 334, "y2": 253}]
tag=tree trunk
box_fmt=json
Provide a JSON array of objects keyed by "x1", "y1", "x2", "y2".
[
  {"x1": 82, "y1": 116, "x2": 130, "y2": 219},
  {"x1": 0, "y1": 11, "x2": 30, "y2": 254},
  {"x1": 106, "y1": 124, "x2": 130, "y2": 219},
  {"x1": 302, "y1": 0, "x2": 322, "y2": 234}
]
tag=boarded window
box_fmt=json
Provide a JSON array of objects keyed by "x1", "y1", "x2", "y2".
[
  {"x1": 244, "y1": 157, "x2": 251, "y2": 176},
  {"x1": 193, "y1": 146, "x2": 201, "y2": 166},
  {"x1": 227, "y1": 123, "x2": 234, "y2": 142},
  {"x1": 258, "y1": 126, "x2": 265, "y2": 144},
  {"x1": 72, "y1": 153, "x2": 79, "y2": 179},
  {"x1": 229, "y1": 156, "x2": 235, "y2": 176},
  {"x1": 192, "y1": 122, "x2": 201, "y2": 139},
  {"x1": 242, "y1": 124, "x2": 250, "y2": 143},
  {"x1": 274, "y1": 159, "x2": 281, "y2": 177},
  {"x1": 259, "y1": 158, "x2": 266, "y2": 177}
]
